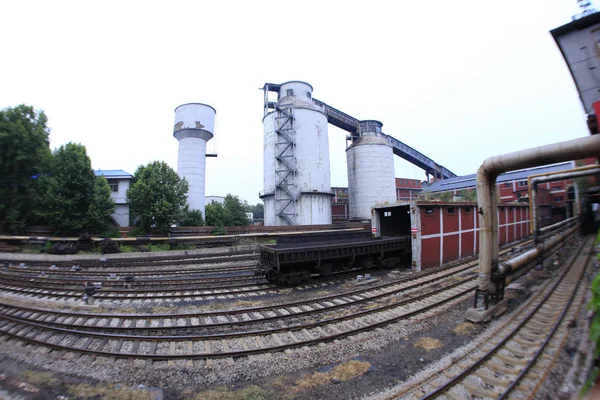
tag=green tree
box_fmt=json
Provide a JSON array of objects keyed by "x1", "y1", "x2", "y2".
[
  {"x1": 178, "y1": 207, "x2": 204, "y2": 226},
  {"x1": 41, "y1": 143, "x2": 114, "y2": 234},
  {"x1": 127, "y1": 161, "x2": 188, "y2": 232},
  {"x1": 457, "y1": 189, "x2": 478, "y2": 202},
  {"x1": 224, "y1": 194, "x2": 249, "y2": 226},
  {"x1": 0, "y1": 105, "x2": 52, "y2": 233},
  {"x1": 244, "y1": 202, "x2": 264, "y2": 219},
  {"x1": 87, "y1": 176, "x2": 116, "y2": 232},
  {"x1": 205, "y1": 201, "x2": 230, "y2": 226}
]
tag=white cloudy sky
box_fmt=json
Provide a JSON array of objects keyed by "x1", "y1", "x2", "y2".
[{"x1": 0, "y1": 0, "x2": 593, "y2": 204}]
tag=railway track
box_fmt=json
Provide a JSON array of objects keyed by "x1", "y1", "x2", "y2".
[
  {"x1": 386, "y1": 236, "x2": 592, "y2": 400},
  {"x1": 1, "y1": 249, "x2": 259, "y2": 269},
  {"x1": 0, "y1": 240, "x2": 544, "y2": 361},
  {"x1": 0, "y1": 271, "x2": 261, "y2": 289},
  {"x1": 0, "y1": 240, "x2": 527, "y2": 303},
  {"x1": 3, "y1": 258, "x2": 258, "y2": 277}
]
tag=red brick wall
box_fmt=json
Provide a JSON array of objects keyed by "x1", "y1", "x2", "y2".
[{"x1": 419, "y1": 203, "x2": 529, "y2": 269}]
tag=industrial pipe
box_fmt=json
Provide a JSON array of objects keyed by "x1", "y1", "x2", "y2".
[
  {"x1": 531, "y1": 167, "x2": 600, "y2": 237},
  {"x1": 539, "y1": 215, "x2": 578, "y2": 234},
  {"x1": 527, "y1": 164, "x2": 600, "y2": 231},
  {"x1": 495, "y1": 223, "x2": 579, "y2": 278},
  {"x1": 476, "y1": 135, "x2": 600, "y2": 294}
]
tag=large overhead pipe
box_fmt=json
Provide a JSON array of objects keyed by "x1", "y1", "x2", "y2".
[
  {"x1": 527, "y1": 164, "x2": 599, "y2": 230},
  {"x1": 474, "y1": 135, "x2": 600, "y2": 311},
  {"x1": 530, "y1": 167, "x2": 600, "y2": 239}
]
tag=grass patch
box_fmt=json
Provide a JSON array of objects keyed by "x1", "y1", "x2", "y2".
[
  {"x1": 147, "y1": 243, "x2": 171, "y2": 252},
  {"x1": 413, "y1": 337, "x2": 443, "y2": 351},
  {"x1": 192, "y1": 385, "x2": 270, "y2": 400},
  {"x1": 119, "y1": 245, "x2": 137, "y2": 253},
  {"x1": 67, "y1": 383, "x2": 154, "y2": 400},
  {"x1": 453, "y1": 322, "x2": 474, "y2": 335},
  {"x1": 22, "y1": 370, "x2": 57, "y2": 386},
  {"x1": 293, "y1": 360, "x2": 371, "y2": 393}
]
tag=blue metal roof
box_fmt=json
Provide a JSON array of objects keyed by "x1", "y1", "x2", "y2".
[
  {"x1": 94, "y1": 170, "x2": 133, "y2": 179},
  {"x1": 421, "y1": 162, "x2": 574, "y2": 193}
]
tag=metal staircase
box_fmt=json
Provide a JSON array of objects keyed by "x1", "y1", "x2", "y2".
[{"x1": 274, "y1": 106, "x2": 298, "y2": 225}]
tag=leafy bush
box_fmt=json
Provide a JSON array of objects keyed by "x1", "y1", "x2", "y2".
[
  {"x1": 100, "y1": 227, "x2": 121, "y2": 238},
  {"x1": 178, "y1": 208, "x2": 204, "y2": 226},
  {"x1": 128, "y1": 227, "x2": 146, "y2": 237},
  {"x1": 212, "y1": 225, "x2": 227, "y2": 236}
]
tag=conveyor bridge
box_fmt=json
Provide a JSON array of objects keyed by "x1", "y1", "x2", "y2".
[{"x1": 263, "y1": 83, "x2": 456, "y2": 180}]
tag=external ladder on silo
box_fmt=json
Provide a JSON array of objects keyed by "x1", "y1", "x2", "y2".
[{"x1": 274, "y1": 106, "x2": 299, "y2": 225}]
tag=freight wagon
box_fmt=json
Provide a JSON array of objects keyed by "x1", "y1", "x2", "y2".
[{"x1": 258, "y1": 231, "x2": 411, "y2": 285}]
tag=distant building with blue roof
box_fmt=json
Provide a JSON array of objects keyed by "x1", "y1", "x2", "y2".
[
  {"x1": 95, "y1": 169, "x2": 133, "y2": 227},
  {"x1": 421, "y1": 162, "x2": 574, "y2": 194}
]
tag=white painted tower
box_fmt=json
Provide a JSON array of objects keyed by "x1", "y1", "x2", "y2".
[
  {"x1": 261, "y1": 81, "x2": 332, "y2": 226},
  {"x1": 173, "y1": 103, "x2": 216, "y2": 219},
  {"x1": 347, "y1": 120, "x2": 396, "y2": 220}
]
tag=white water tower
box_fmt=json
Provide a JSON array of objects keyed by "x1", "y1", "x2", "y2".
[{"x1": 173, "y1": 103, "x2": 216, "y2": 219}]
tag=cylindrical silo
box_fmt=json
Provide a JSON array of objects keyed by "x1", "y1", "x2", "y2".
[
  {"x1": 347, "y1": 120, "x2": 396, "y2": 221},
  {"x1": 261, "y1": 81, "x2": 332, "y2": 226},
  {"x1": 173, "y1": 103, "x2": 215, "y2": 220}
]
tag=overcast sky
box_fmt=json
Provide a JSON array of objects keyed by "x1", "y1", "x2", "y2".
[{"x1": 0, "y1": 1, "x2": 593, "y2": 205}]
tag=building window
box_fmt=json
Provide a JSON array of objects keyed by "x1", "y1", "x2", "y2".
[
  {"x1": 518, "y1": 181, "x2": 527, "y2": 187},
  {"x1": 499, "y1": 206, "x2": 504, "y2": 212},
  {"x1": 109, "y1": 183, "x2": 118, "y2": 192},
  {"x1": 464, "y1": 207, "x2": 471, "y2": 213},
  {"x1": 504, "y1": 183, "x2": 511, "y2": 187},
  {"x1": 307, "y1": 92, "x2": 311, "y2": 99},
  {"x1": 425, "y1": 207, "x2": 434, "y2": 215},
  {"x1": 384, "y1": 211, "x2": 392, "y2": 217},
  {"x1": 447, "y1": 207, "x2": 454, "y2": 215},
  {"x1": 554, "y1": 196, "x2": 563, "y2": 202},
  {"x1": 286, "y1": 89, "x2": 294, "y2": 97}
]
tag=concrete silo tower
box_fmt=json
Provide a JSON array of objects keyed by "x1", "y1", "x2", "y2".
[
  {"x1": 347, "y1": 120, "x2": 396, "y2": 220},
  {"x1": 173, "y1": 103, "x2": 216, "y2": 219},
  {"x1": 261, "y1": 81, "x2": 333, "y2": 226}
]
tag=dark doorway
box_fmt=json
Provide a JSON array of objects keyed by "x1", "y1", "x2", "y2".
[{"x1": 377, "y1": 205, "x2": 411, "y2": 237}]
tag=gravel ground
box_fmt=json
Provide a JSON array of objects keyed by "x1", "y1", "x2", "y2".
[{"x1": 0, "y1": 240, "x2": 593, "y2": 400}]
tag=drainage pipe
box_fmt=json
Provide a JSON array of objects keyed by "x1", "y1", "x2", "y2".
[
  {"x1": 476, "y1": 134, "x2": 600, "y2": 292},
  {"x1": 531, "y1": 167, "x2": 600, "y2": 237},
  {"x1": 527, "y1": 164, "x2": 600, "y2": 232}
]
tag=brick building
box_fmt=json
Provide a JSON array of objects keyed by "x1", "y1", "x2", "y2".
[{"x1": 332, "y1": 178, "x2": 424, "y2": 221}]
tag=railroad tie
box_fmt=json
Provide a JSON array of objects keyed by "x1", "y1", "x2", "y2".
[
  {"x1": 221, "y1": 340, "x2": 234, "y2": 366},
  {"x1": 505, "y1": 343, "x2": 534, "y2": 358},
  {"x1": 286, "y1": 331, "x2": 299, "y2": 343},
  {"x1": 487, "y1": 359, "x2": 520, "y2": 376},
  {"x1": 185, "y1": 342, "x2": 193, "y2": 366},
  {"x1": 254, "y1": 336, "x2": 270, "y2": 358},
  {"x1": 271, "y1": 333, "x2": 285, "y2": 346},
  {"x1": 204, "y1": 341, "x2": 214, "y2": 368},
  {"x1": 131, "y1": 340, "x2": 140, "y2": 355},
  {"x1": 168, "y1": 342, "x2": 176, "y2": 366},
  {"x1": 148, "y1": 341, "x2": 158, "y2": 356},
  {"x1": 462, "y1": 381, "x2": 502, "y2": 399},
  {"x1": 474, "y1": 369, "x2": 513, "y2": 387},
  {"x1": 77, "y1": 337, "x2": 94, "y2": 351},
  {"x1": 113, "y1": 339, "x2": 124, "y2": 353}
]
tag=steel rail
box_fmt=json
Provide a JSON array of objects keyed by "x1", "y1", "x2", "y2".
[
  {"x1": 0, "y1": 280, "x2": 476, "y2": 360},
  {"x1": 0, "y1": 239, "x2": 533, "y2": 319},
  {"x1": 0, "y1": 269, "x2": 480, "y2": 333},
  {"x1": 0, "y1": 281, "x2": 275, "y2": 300},
  {"x1": 420, "y1": 237, "x2": 590, "y2": 399}
]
